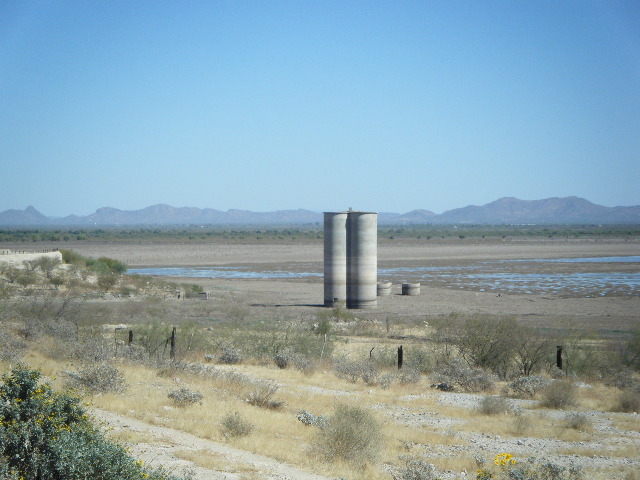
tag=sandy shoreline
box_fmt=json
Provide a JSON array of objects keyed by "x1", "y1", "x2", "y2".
[
  {"x1": 7, "y1": 238, "x2": 638, "y2": 268},
  {"x1": 3, "y1": 238, "x2": 638, "y2": 334}
]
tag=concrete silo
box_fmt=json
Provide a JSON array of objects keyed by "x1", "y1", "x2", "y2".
[
  {"x1": 323, "y1": 212, "x2": 348, "y2": 307},
  {"x1": 346, "y1": 211, "x2": 378, "y2": 309}
]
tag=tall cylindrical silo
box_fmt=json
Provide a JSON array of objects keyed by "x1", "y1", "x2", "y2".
[
  {"x1": 346, "y1": 211, "x2": 377, "y2": 309},
  {"x1": 323, "y1": 212, "x2": 348, "y2": 307}
]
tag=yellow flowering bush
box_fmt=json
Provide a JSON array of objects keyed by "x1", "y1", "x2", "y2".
[
  {"x1": 0, "y1": 365, "x2": 189, "y2": 480},
  {"x1": 476, "y1": 453, "x2": 583, "y2": 480}
]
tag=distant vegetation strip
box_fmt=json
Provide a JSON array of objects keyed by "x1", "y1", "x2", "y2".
[{"x1": 1, "y1": 224, "x2": 639, "y2": 243}]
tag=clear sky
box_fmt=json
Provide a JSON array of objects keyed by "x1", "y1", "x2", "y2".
[{"x1": 1, "y1": 1, "x2": 639, "y2": 217}]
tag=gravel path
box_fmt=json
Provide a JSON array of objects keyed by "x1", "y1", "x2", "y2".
[{"x1": 91, "y1": 409, "x2": 332, "y2": 480}]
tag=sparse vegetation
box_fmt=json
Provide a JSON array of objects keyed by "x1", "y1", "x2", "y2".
[
  {"x1": 167, "y1": 388, "x2": 203, "y2": 407},
  {"x1": 477, "y1": 395, "x2": 513, "y2": 416},
  {"x1": 65, "y1": 363, "x2": 128, "y2": 394},
  {"x1": 220, "y1": 411, "x2": 253, "y2": 439},
  {"x1": 314, "y1": 404, "x2": 382, "y2": 466},
  {"x1": 541, "y1": 380, "x2": 578, "y2": 409},
  {"x1": 0, "y1": 236, "x2": 638, "y2": 480}
]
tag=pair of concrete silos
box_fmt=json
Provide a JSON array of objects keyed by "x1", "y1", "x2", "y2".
[{"x1": 324, "y1": 211, "x2": 377, "y2": 309}]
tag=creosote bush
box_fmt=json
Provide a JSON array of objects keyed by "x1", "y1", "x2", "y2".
[
  {"x1": 314, "y1": 404, "x2": 382, "y2": 466},
  {"x1": 219, "y1": 347, "x2": 242, "y2": 365},
  {"x1": 246, "y1": 381, "x2": 284, "y2": 410},
  {"x1": 478, "y1": 395, "x2": 513, "y2": 416},
  {"x1": 396, "y1": 456, "x2": 437, "y2": 480},
  {"x1": 563, "y1": 412, "x2": 591, "y2": 431},
  {"x1": 65, "y1": 363, "x2": 128, "y2": 394},
  {"x1": 435, "y1": 358, "x2": 495, "y2": 392},
  {"x1": 615, "y1": 389, "x2": 640, "y2": 413},
  {"x1": 508, "y1": 375, "x2": 550, "y2": 398},
  {"x1": 220, "y1": 411, "x2": 253, "y2": 439},
  {"x1": 0, "y1": 365, "x2": 187, "y2": 480},
  {"x1": 167, "y1": 388, "x2": 203, "y2": 407},
  {"x1": 541, "y1": 380, "x2": 577, "y2": 409}
]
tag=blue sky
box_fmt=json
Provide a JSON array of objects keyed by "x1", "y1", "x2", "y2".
[{"x1": 1, "y1": 1, "x2": 639, "y2": 216}]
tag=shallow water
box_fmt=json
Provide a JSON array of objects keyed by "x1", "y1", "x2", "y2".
[{"x1": 128, "y1": 256, "x2": 640, "y2": 297}]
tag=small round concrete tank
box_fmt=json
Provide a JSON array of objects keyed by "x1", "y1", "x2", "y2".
[
  {"x1": 402, "y1": 283, "x2": 420, "y2": 296},
  {"x1": 377, "y1": 282, "x2": 392, "y2": 296},
  {"x1": 323, "y1": 212, "x2": 348, "y2": 307},
  {"x1": 346, "y1": 212, "x2": 378, "y2": 309}
]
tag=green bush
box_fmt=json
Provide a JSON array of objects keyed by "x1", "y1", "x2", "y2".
[
  {"x1": 314, "y1": 404, "x2": 382, "y2": 466},
  {"x1": 0, "y1": 365, "x2": 186, "y2": 480}
]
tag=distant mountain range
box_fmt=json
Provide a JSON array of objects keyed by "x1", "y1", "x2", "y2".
[{"x1": 1, "y1": 197, "x2": 639, "y2": 226}]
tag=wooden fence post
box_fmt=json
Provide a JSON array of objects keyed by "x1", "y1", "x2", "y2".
[
  {"x1": 556, "y1": 345, "x2": 563, "y2": 371},
  {"x1": 397, "y1": 345, "x2": 403, "y2": 370},
  {"x1": 170, "y1": 327, "x2": 176, "y2": 360}
]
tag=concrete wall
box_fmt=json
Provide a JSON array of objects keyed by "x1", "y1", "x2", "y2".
[{"x1": 0, "y1": 249, "x2": 62, "y2": 267}]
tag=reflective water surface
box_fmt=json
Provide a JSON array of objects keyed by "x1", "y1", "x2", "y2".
[{"x1": 128, "y1": 256, "x2": 640, "y2": 297}]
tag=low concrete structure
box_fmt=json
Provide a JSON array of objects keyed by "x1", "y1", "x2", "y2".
[
  {"x1": 377, "y1": 282, "x2": 392, "y2": 296},
  {"x1": 0, "y1": 249, "x2": 62, "y2": 267},
  {"x1": 402, "y1": 283, "x2": 420, "y2": 296}
]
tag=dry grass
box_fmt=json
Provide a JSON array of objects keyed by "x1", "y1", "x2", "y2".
[
  {"x1": 172, "y1": 450, "x2": 257, "y2": 474},
  {"x1": 2, "y1": 332, "x2": 640, "y2": 480}
]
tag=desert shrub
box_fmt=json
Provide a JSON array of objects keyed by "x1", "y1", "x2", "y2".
[
  {"x1": 478, "y1": 396, "x2": 513, "y2": 416},
  {"x1": 397, "y1": 367, "x2": 421, "y2": 385},
  {"x1": 219, "y1": 347, "x2": 242, "y2": 365},
  {"x1": 246, "y1": 381, "x2": 284, "y2": 410},
  {"x1": 615, "y1": 389, "x2": 640, "y2": 413},
  {"x1": 60, "y1": 249, "x2": 85, "y2": 265},
  {"x1": 290, "y1": 353, "x2": 316, "y2": 374},
  {"x1": 511, "y1": 412, "x2": 532, "y2": 435},
  {"x1": 68, "y1": 336, "x2": 114, "y2": 363},
  {"x1": 220, "y1": 411, "x2": 253, "y2": 439},
  {"x1": 167, "y1": 388, "x2": 203, "y2": 407},
  {"x1": 97, "y1": 273, "x2": 118, "y2": 291},
  {"x1": 435, "y1": 358, "x2": 495, "y2": 392},
  {"x1": 296, "y1": 410, "x2": 327, "y2": 428},
  {"x1": 65, "y1": 363, "x2": 128, "y2": 394},
  {"x1": 31, "y1": 256, "x2": 61, "y2": 278},
  {"x1": 334, "y1": 360, "x2": 378, "y2": 385},
  {"x1": 456, "y1": 315, "x2": 518, "y2": 378},
  {"x1": 89, "y1": 256, "x2": 127, "y2": 274},
  {"x1": 379, "y1": 372, "x2": 395, "y2": 389},
  {"x1": 0, "y1": 333, "x2": 26, "y2": 363},
  {"x1": 508, "y1": 375, "x2": 550, "y2": 398},
  {"x1": 0, "y1": 365, "x2": 186, "y2": 480},
  {"x1": 314, "y1": 404, "x2": 382, "y2": 466},
  {"x1": 603, "y1": 367, "x2": 638, "y2": 390},
  {"x1": 477, "y1": 454, "x2": 583, "y2": 480},
  {"x1": 541, "y1": 380, "x2": 577, "y2": 409},
  {"x1": 397, "y1": 456, "x2": 437, "y2": 480},
  {"x1": 563, "y1": 412, "x2": 591, "y2": 431},
  {"x1": 274, "y1": 351, "x2": 289, "y2": 369},
  {"x1": 15, "y1": 271, "x2": 37, "y2": 287},
  {"x1": 404, "y1": 346, "x2": 434, "y2": 374}
]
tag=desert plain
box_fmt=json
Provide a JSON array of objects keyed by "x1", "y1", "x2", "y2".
[{"x1": 3, "y1": 235, "x2": 640, "y2": 479}]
